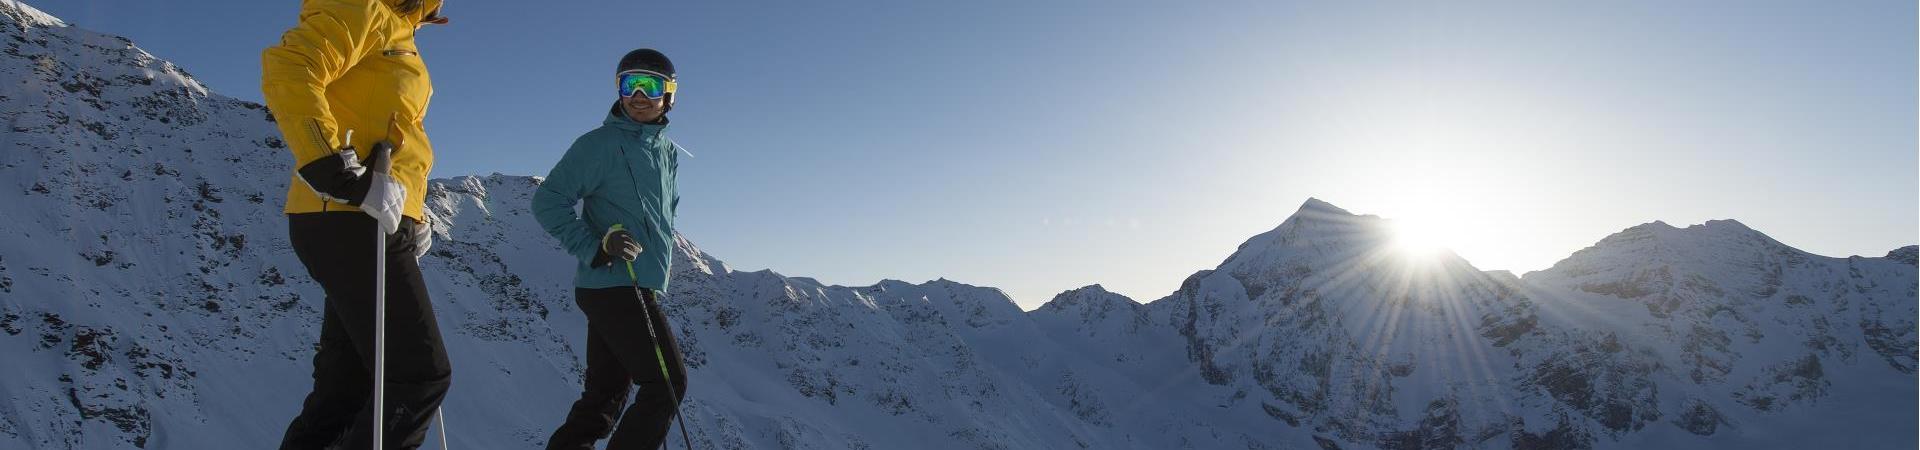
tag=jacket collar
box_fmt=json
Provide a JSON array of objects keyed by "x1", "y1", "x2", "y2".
[
  {"x1": 605, "y1": 102, "x2": 669, "y2": 137},
  {"x1": 380, "y1": 0, "x2": 445, "y2": 23}
]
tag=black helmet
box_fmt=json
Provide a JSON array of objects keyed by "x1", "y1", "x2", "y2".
[{"x1": 617, "y1": 48, "x2": 675, "y2": 78}]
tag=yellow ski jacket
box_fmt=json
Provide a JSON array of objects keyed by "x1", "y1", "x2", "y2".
[{"x1": 262, "y1": 0, "x2": 442, "y2": 220}]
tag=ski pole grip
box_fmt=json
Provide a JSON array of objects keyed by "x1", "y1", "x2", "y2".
[{"x1": 609, "y1": 223, "x2": 638, "y2": 281}]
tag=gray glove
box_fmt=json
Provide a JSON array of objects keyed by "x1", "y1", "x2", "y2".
[{"x1": 358, "y1": 141, "x2": 406, "y2": 236}]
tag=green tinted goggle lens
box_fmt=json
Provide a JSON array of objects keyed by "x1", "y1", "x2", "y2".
[{"x1": 618, "y1": 72, "x2": 673, "y2": 99}]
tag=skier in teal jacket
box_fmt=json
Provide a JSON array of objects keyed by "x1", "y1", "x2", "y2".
[
  {"x1": 531, "y1": 48, "x2": 688, "y2": 450},
  {"x1": 533, "y1": 64, "x2": 680, "y2": 292}
]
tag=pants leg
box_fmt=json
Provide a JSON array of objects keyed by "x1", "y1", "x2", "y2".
[
  {"x1": 596, "y1": 288, "x2": 689, "y2": 450},
  {"x1": 544, "y1": 317, "x2": 632, "y2": 450},
  {"x1": 281, "y1": 213, "x2": 452, "y2": 450},
  {"x1": 279, "y1": 291, "x2": 372, "y2": 450}
]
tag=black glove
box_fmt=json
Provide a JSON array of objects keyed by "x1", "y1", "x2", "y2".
[
  {"x1": 297, "y1": 138, "x2": 393, "y2": 207},
  {"x1": 590, "y1": 227, "x2": 643, "y2": 268}
]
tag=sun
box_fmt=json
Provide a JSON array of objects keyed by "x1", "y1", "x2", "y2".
[{"x1": 1387, "y1": 216, "x2": 1449, "y2": 264}]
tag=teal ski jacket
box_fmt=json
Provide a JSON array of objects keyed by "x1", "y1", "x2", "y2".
[{"x1": 533, "y1": 104, "x2": 680, "y2": 290}]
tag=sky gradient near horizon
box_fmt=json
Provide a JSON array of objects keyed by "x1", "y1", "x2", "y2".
[{"x1": 34, "y1": 0, "x2": 1918, "y2": 309}]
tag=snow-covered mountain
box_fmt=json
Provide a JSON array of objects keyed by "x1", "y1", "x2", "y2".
[
  {"x1": 1139, "y1": 200, "x2": 1916, "y2": 449},
  {"x1": 0, "y1": 2, "x2": 1912, "y2": 449}
]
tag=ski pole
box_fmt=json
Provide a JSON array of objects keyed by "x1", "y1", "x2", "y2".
[
  {"x1": 374, "y1": 225, "x2": 388, "y2": 450},
  {"x1": 435, "y1": 406, "x2": 447, "y2": 450},
  {"x1": 611, "y1": 224, "x2": 694, "y2": 450},
  {"x1": 375, "y1": 232, "x2": 449, "y2": 450}
]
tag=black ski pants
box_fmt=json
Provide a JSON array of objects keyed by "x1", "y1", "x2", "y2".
[
  {"x1": 279, "y1": 212, "x2": 452, "y2": 450},
  {"x1": 546, "y1": 286, "x2": 689, "y2": 450}
]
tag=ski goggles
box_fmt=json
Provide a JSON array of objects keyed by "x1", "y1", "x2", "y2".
[{"x1": 618, "y1": 70, "x2": 677, "y2": 99}]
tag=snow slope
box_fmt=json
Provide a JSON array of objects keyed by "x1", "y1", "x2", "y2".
[{"x1": 0, "y1": 2, "x2": 1913, "y2": 448}]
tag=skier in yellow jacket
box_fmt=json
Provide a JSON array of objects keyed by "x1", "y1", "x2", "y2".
[{"x1": 261, "y1": 0, "x2": 451, "y2": 448}]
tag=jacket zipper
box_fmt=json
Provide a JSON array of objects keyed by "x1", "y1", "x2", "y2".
[{"x1": 622, "y1": 144, "x2": 648, "y2": 237}]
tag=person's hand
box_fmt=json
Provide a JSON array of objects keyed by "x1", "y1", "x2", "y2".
[
  {"x1": 357, "y1": 141, "x2": 406, "y2": 235},
  {"x1": 296, "y1": 136, "x2": 405, "y2": 235},
  {"x1": 590, "y1": 227, "x2": 643, "y2": 268}
]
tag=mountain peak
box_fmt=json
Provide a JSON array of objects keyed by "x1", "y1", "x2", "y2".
[
  {"x1": 1531, "y1": 217, "x2": 1808, "y2": 283},
  {"x1": 1589, "y1": 218, "x2": 1772, "y2": 251},
  {"x1": 1697, "y1": 218, "x2": 1756, "y2": 234},
  {"x1": 1640, "y1": 219, "x2": 1676, "y2": 229},
  {"x1": 1888, "y1": 245, "x2": 1918, "y2": 265},
  {"x1": 1068, "y1": 284, "x2": 1112, "y2": 295},
  {"x1": 1603, "y1": 219, "x2": 1765, "y2": 244},
  {"x1": 1, "y1": 1, "x2": 65, "y2": 29},
  {"x1": 1031, "y1": 284, "x2": 1150, "y2": 336},
  {"x1": 1037, "y1": 284, "x2": 1139, "y2": 312},
  {"x1": 1296, "y1": 197, "x2": 1356, "y2": 218},
  {"x1": 1212, "y1": 197, "x2": 1385, "y2": 273}
]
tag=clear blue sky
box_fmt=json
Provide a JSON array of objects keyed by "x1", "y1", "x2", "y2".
[{"x1": 38, "y1": 0, "x2": 1917, "y2": 309}]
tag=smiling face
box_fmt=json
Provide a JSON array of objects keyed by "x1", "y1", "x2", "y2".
[{"x1": 620, "y1": 92, "x2": 666, "y2": 123}]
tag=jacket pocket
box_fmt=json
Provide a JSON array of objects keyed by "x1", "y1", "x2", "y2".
[{"x1": 383, "y1": 49, "x2": 419, "y2": 57}]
